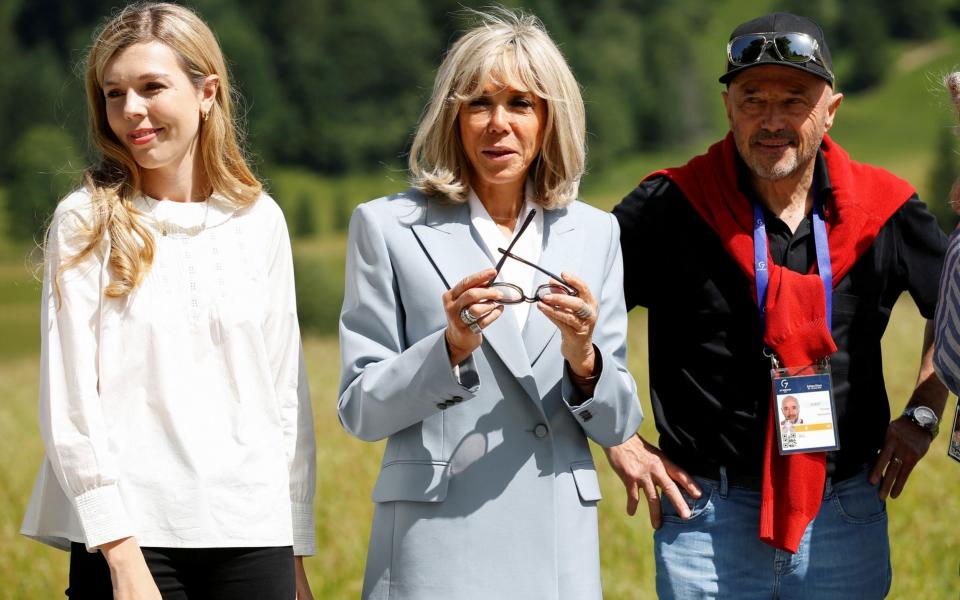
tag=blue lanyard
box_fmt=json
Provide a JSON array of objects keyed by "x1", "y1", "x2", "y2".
[{"x1": 753, "y1": 198, "x2": 833, "y2": 336}]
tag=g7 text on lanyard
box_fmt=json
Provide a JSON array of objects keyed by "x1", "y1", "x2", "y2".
[{"x1": 754, "y1": 198, "x2": 840, "y2": 455}]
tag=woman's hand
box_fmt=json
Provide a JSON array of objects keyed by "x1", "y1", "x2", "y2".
[
  {"x1": 99, "y1": 537, "x2": 162, "y2": 600},
  {"x1": 443, "y1": 268, "x2": 505, "y2": 366},
  {"x1": 537, "y1": 272, "x2": 599, "y2": 377},
  {"x1": 294, "y1": 556, "x2": 314, "y2": 599}
]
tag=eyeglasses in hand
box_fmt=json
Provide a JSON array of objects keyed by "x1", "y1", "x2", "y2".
[{"x1": 485, "y1": 208, "x2": 577, "y2": 305}]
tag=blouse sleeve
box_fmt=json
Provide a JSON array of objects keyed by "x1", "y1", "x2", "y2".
[
  {"x1": 38, "y1": 195, "x2": 135, "y2": 549},
  {"x1": 262, "y1": 200, "x2": 317, "y2": 556}
]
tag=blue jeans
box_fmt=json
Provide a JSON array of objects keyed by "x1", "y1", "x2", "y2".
[{"x1": 654, "y1": 468, "x2": 891, "y2": 599}]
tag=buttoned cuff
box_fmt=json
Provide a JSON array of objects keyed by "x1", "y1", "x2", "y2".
[
  {"x1": 291, "y1": 501, "x2": 316, "y2": 556},
  {"x1": 72, "y1": 484, "x2": 135, "y2": 550}
]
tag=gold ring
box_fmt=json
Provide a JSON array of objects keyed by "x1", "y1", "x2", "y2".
[{"x1": 891, "y1": 457, "x2": 903, "y2": 465}]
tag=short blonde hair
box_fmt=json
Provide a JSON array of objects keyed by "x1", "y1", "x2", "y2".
[
  {"x1": 409, "y1": 8, "x2": 585, "y2": 209},
  {"x1": 64, "y1": 2, "x2": 261, "y2": 299}
]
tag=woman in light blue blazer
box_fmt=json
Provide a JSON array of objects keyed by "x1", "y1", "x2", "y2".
[{"x1": 337, "y1": 9, "x2": 643, "y2": 599}]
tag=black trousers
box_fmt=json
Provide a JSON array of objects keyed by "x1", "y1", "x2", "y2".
[{"x1": 66, "y1": 542, "x2": 295, "y2": 599}]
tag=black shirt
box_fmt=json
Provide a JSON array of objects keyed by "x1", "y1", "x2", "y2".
[{"x1": 613, "y1": 151, "x2": 947, "y2": 481}]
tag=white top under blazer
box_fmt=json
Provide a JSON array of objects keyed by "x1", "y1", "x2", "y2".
[{"x1": 20, "y1": 189, "x2": 316, "y2": 555}]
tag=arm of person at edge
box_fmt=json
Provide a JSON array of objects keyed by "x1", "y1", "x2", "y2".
[
  {"x1": 869, "y1": 320, "x2": 948, "y2": 499},
  {"x1": 602, "y1": 179, "x2": 702, "y2": 528}
]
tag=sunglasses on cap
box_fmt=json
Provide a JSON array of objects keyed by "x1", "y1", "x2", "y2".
[{"x1": 727, "y1": 32, "x2": 833, "y2": 78}]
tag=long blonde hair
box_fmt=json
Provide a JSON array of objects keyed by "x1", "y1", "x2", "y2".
[
  {"x1": 408, "y1": 7, "x2": 586, "y2": 209},
  {"x1": 63, "y1": 1, "x2": 261, "y2": 299}
]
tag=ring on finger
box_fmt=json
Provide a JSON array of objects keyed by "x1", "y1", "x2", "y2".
[
  {"x1": 469, "y1": 322, "x2": 482, "y2": 334},
  {"x1": 460, "y1": 307, "x2": 479, "y2": 326},
  {"x1": 574, "y1": 302, "x2": 594, "y2": 319},
  {"x1": 891, "y1": 456, "x2": 903, "y2": 465}
]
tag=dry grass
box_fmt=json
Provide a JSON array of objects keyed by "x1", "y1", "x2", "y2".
[{"x1": 3, "y1": 298, "x2": 958, "y2": 598}]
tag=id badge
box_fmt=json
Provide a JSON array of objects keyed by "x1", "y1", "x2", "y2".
[
  {"x1": 948, "y1": 400, "x2": 960, "y2": 464},
  {"x1": 771, "y1": 361, "x2": 840, "y2": 455}
]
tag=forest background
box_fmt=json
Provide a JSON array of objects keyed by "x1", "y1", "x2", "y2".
[{"x1": 2, "y1": 0, "x2": 960, "y2": 597}]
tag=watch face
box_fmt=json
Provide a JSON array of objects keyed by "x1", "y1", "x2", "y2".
[{"x1": 914, "y1": 406, "x2": 937, "y2": 426}]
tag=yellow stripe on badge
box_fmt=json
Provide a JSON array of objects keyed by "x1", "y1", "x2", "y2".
[{"x1": 794, "y1": 423, "x2": 834, "y2": 432}]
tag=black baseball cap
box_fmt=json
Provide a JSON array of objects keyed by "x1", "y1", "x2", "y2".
[{"x1": 719, "y1": 12, "x2": 834, "y2": 86}]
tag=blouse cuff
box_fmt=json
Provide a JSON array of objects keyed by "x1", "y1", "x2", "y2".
[
  {"x1": 291, "y1": 501, "x2": 316, "y2": 556},
  {"x1": 72, "y1": 484, "x2": 135, "y2": 550}
]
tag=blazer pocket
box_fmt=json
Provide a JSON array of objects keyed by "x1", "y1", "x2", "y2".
[
  {"x1": 570, "y1": 460, "x2": 602, "y2": 502},
  {"x1": 371, "y1": 460, "x2": 450, "y2": 503}
]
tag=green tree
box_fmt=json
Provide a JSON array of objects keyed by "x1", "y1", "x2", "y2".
[
  {"x1": 292, "y1": 192, "x2": 317, "y2": 238},
  {"x1": 571, "y1": 6, "x2": 645, "y2": 167},
  {"x1": 294, "y1": 257, "x2": 343, "y2": 335},
  {"x1": 8, "y1": 125, "x2": 82, "y2": 240},
  {"x1": 332, "y1": 192, "x2": 352, "y2": 233},
  {"x1": 639, "y1": 5, "x2": 707, "y2": 148},
  {"x1": 885, "y1": 0, "x2": 945, "y2": 39},
  {"x1": 838, "y1": 0, "x2": 890, "y2": 92},
  {"x1": 928, "y1": 124, "x2": 960, "y2": 231},
  {"x1": 201, "y1": 3, "x2": 298, "y2": 167},
  {"x1": 271, "y1": 0, "x2": 439, "y2": 172}
]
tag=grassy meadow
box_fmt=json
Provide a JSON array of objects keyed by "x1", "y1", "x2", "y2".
[{"x1": 4, "y1": 34, "x2": 960, "y2": 600}]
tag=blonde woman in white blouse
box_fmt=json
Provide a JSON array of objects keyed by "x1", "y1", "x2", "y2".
[{"x1": 19, "y1": 3, "x2": 316, "y2": 599}]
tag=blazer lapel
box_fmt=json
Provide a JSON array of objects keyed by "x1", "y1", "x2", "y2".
[
  {"x1": 411, "y1": 201, "x2": 537, "y2": 391},
  {"x1": 522, "y1": 208, "x2": 582, "y2": 365}
]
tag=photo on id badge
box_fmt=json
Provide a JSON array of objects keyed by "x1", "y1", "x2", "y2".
[
  {"x1": 948, "y1": 400, "x2": 960, "y2": 463},
  {"x1": 773, "y1": 367, "x2": 840, "y2": 455}
]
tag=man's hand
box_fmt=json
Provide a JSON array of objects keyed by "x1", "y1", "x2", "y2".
[
  {"x1": 869, "y1": 417, "x2": 935, "y2": 500},
  {"x1": 604, "y1": 434, "x2": 702, "y2": 528},
  {"x1": 869, "y1": 320, "x2": 948, "y2": 500}
]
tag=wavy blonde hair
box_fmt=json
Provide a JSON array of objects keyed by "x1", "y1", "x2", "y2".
[
  {"x1": 61, "y1": 1, "x2": 261, "y2": 299},
  {"x1": 408, "y1": 8, "x2": 585, "y2": 209}
]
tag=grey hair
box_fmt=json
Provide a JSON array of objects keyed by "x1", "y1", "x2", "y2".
[
  {"x1": 947, "y1": 72, "x2": 960, "y2": 213},
  {"x1": 408, "y1": 7, "x2": 585, "y2": 209}
]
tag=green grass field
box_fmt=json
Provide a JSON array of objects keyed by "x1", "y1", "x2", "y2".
[{"x1": 2, "y1": 289, "x2": 958, "y2": 598}]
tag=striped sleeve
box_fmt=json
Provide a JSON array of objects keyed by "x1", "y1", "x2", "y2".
[{"x1": 934, "y1": 228, "x2": 960, "y2": 396}]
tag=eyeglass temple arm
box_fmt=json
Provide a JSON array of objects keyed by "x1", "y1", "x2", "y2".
[
  {"x1": 495, "y1": 247, "x2": 569, "y2": 286},
  {"x1": 492, "y1": 208, "x2": 537, "y2": 277}
]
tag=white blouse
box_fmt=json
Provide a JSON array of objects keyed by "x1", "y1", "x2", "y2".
[
  {"x1": 467, "y1": 188, "x2": 543, "y2": 328},
  {"x1": 20, "y1": 190, "x2": 316, "y2": 555}
]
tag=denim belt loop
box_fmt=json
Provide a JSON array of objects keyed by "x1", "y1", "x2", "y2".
[{"x1": 718, "y1": 465, "x2": 730, "y2": 498}]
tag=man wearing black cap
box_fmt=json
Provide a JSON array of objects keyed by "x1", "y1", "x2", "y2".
[{"x1": 608, "y1": 12, "x2": 948, "y2": 598}]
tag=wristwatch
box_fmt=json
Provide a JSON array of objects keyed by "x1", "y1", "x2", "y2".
[{"x1": 902, "y1": 406, "x2": 939, "y2": 438}]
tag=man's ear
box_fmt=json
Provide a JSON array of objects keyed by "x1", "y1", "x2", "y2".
[{"x1": 823, "y1": 90, "x2": 843, "y2": 132}]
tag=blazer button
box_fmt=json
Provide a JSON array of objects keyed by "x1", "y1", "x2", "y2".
[
  {"x1": 533, "y1": 423, "x2": 549, "y2": 438},
  {"x1": 580, "y1": 410, "x2": 593, "y2": 422},
  {"x1": 451, "y1": 396, "x2": 463, "y2": 403},
  {"x1": 436, "y1": 402, "x2": 448, "y2": 410}
]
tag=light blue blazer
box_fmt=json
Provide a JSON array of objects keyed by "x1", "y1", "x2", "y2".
[{"x1": 338, "y1": 189, "x2": 643, "y2": 600}]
